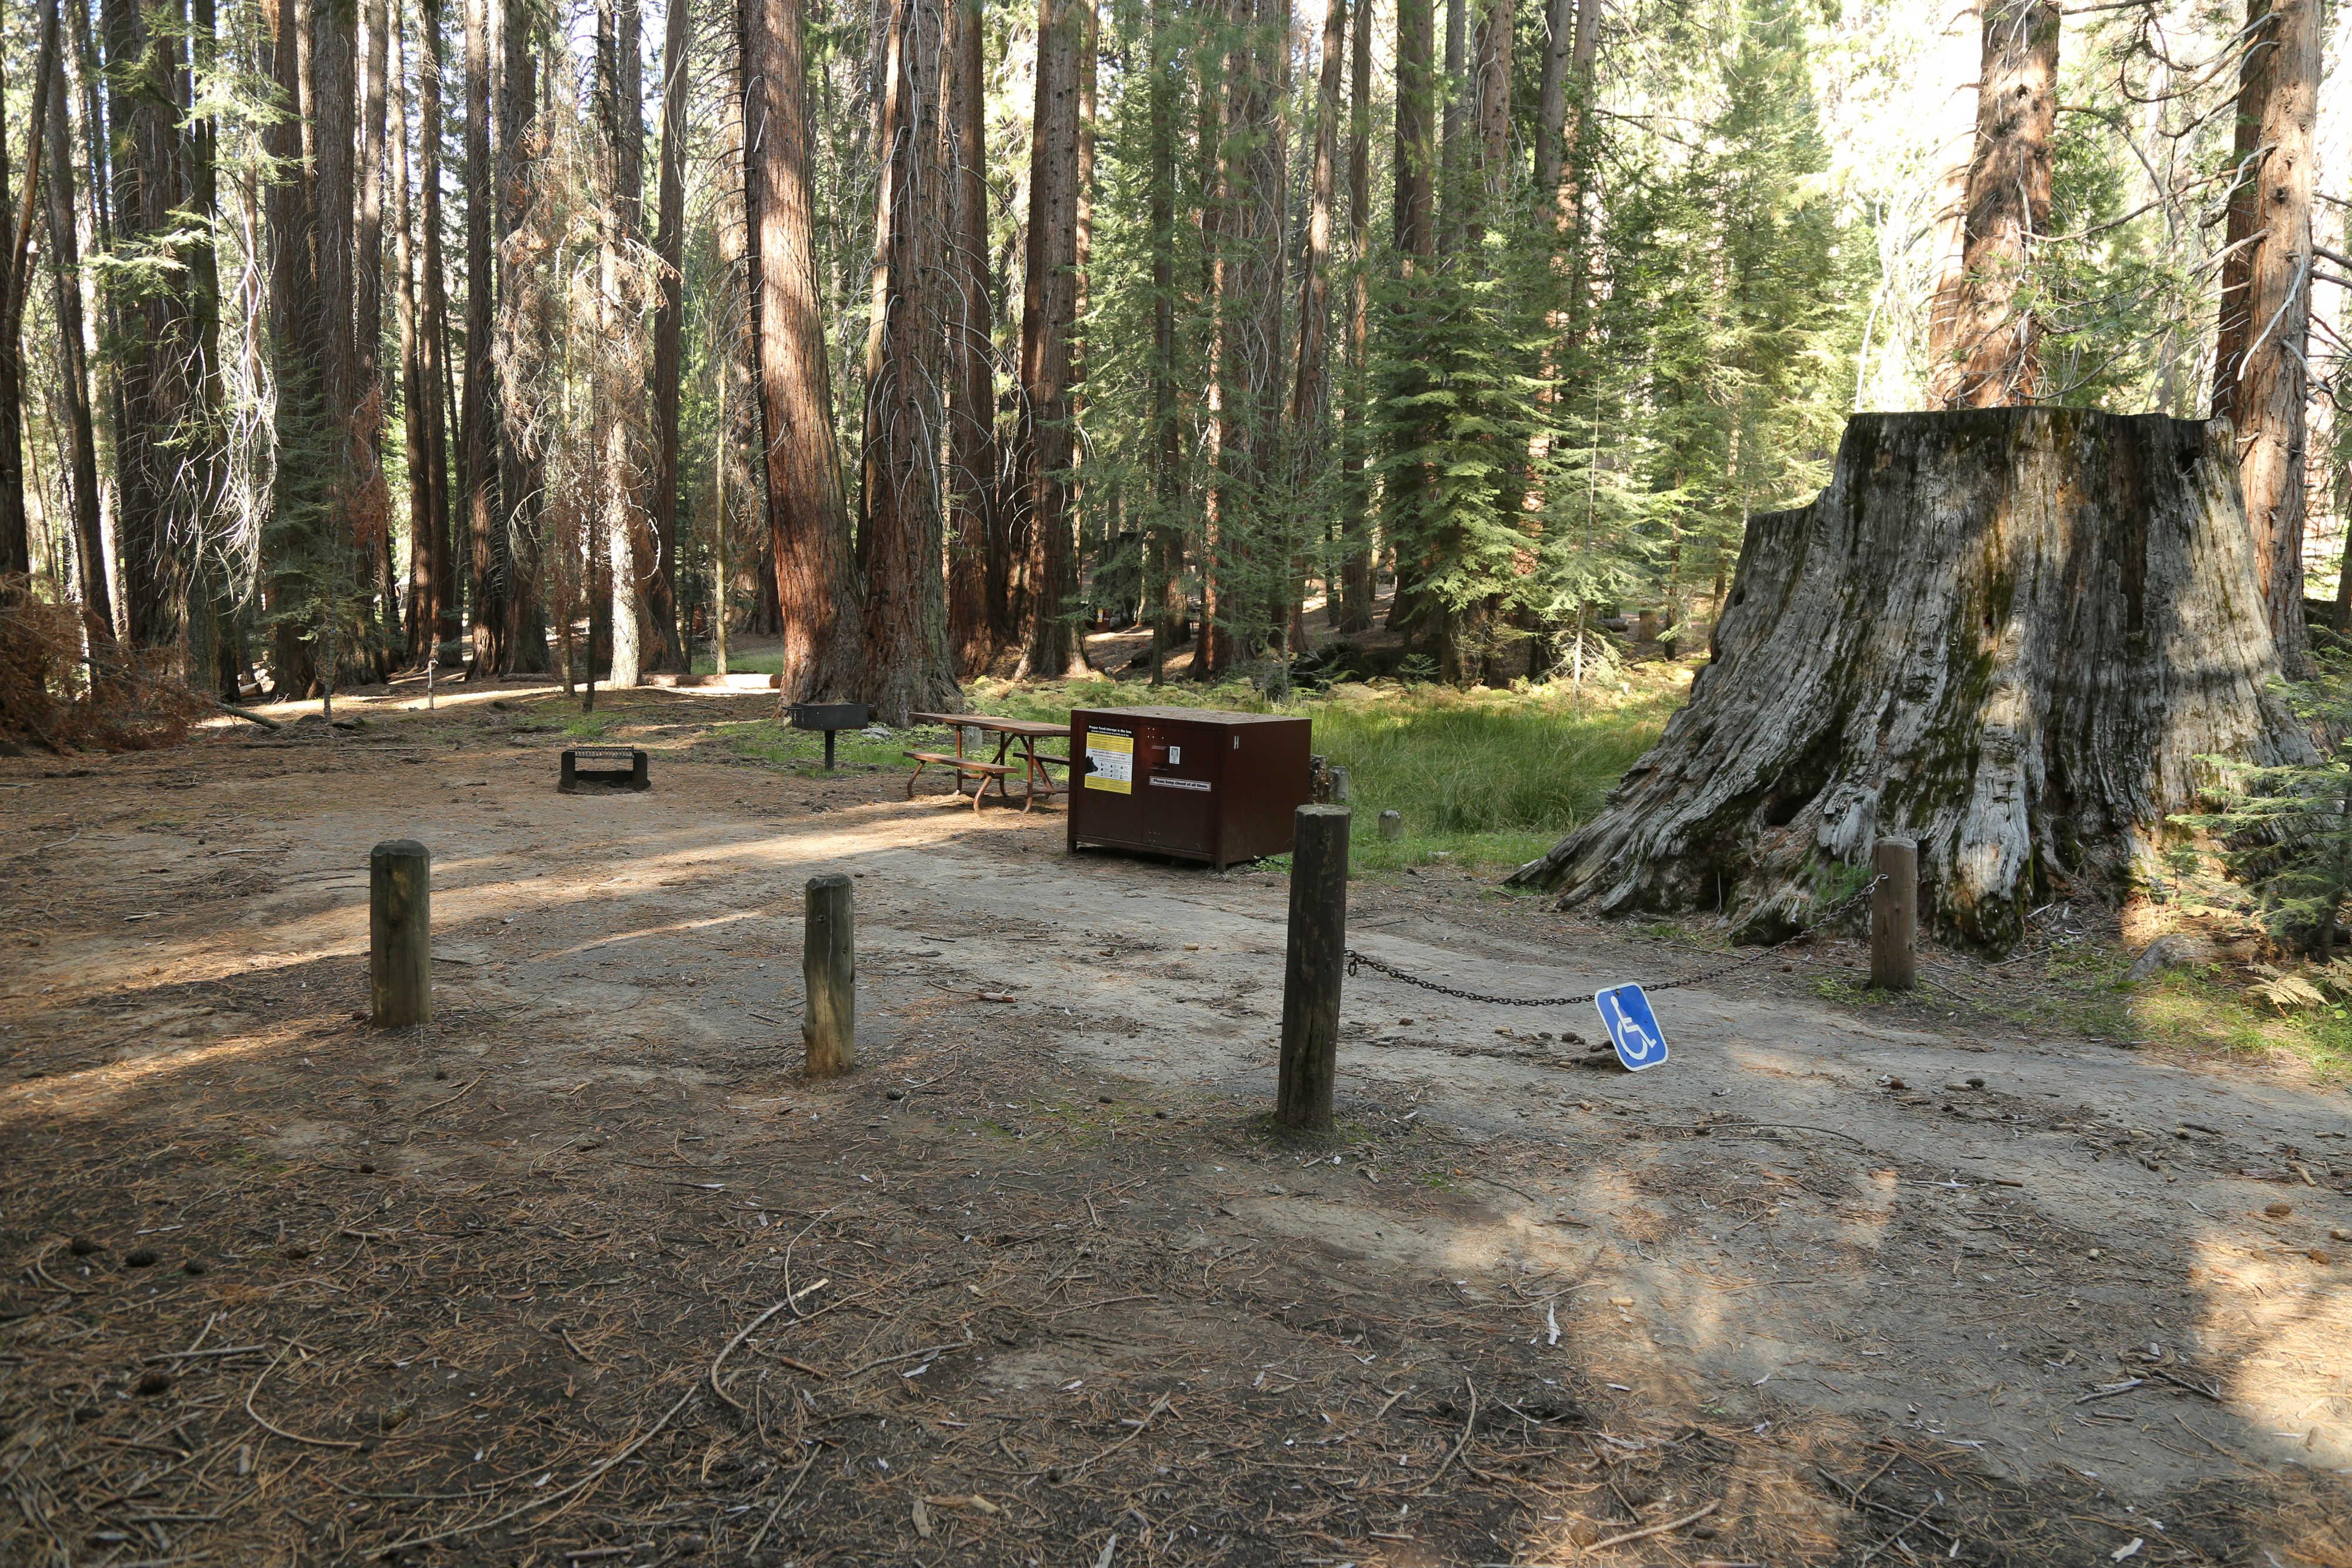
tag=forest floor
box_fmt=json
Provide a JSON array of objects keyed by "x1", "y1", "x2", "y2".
[{"x1": 2, "y1": 675, "x2": 2349, "y2": 1568}]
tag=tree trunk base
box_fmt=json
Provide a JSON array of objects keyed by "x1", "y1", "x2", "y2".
[{"x1": 1509, "y1": 410, "x2": 2310, "y2": 954}]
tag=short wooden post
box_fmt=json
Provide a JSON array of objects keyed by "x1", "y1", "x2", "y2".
[
  {"x1": 1327, "y1": 766, "x2": 1350, "y2": 804},
  {"x1": 803, "y1": 873, "x2": 857, "y2": 1076},
  {"x1": 1378, "y1": 809, "x2": 1402, "y2": 842},
  {"x1": 1277, "y1": 805, "x2": 1351, "y2": 1132},
  {"x1": 369, "y1": 840, "x2": 432, "y2": 1027},
  {"x1": 1871, "y1": 837, "x2": 1917, "y2": 991}
]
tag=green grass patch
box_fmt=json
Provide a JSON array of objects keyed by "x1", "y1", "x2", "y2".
[
  {"x1": 702, "y1": 665, "x2": 1684, "y2": 876},
  {"x1": 2123, "y1": 967, "x2": 2352, "y2": 1076},
  {"x1": 715, "y1": 717, "x2": 913, "y2": 772},
  {"x1": 958, "y1": 671, "x2": 1685, "y2": 874},
  {"x1": 690, "y1": 650, "x2": 784, "y2": 676},
  {"x1": 1810, "y1": 935, "x2": 2352, "y2": 1078}
]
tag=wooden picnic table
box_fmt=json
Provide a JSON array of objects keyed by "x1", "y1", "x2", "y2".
[{"x1": 904, "y1": 712, "x2": 1073, "y2": 812}]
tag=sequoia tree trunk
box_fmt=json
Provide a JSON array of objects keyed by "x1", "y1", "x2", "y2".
[
  {"x1": 646, "y1": 0, "x2": 693, "y2": 673},
  {"x1": 597, "y1": 0, "x2": 643, "y2": 690},
  {"x1": 1382, "y1": 0, "x2": 1438, "y2": 641},
  {"x1": 0, "y1": 2, "x2": 59, "y2": 585},
  {"x1": 395, "y1": 9, "x2": 430, "y2": 660},
  {"x1": 858, "y1": 0, "x2": 963, "y2": 724},
  {"x1": 112, "y1": 0, "x2": 194, "y2": 660},
  {"x1": 1464, "y1": 0, "x2": 1509, "y2": 249},
  {"x1": 420, "y1": 0, "x2": 457, "y2": 653},
  {"x1": 1509, "y1": 411, "x2": 2309, "y2": 954},
  {"x1": 1013, "y1": 0, "x2": 1087, "y2": 678},
  {"x1": 942, "y1": 0, "x2": 998, "y2": 677},
  {"x1": 742, "y1": 0, "x2": 864, "y2": 700},
  {"x1": 2210, "y1": 0, "x2": 2318, "y2": 675},
  {"x1": 1144, "y1": 0, "x2": 1183, "y2": 673},
  {"x1": 39, "y1": 31, "x2": 109, "y2": 638},
  {"x1": 1288, "y1": 0, "x2": 1342, "y2": 443},
  {"x1": 495, "y1": 0, "x2": 552, "y2": 673},
  {"x1": 1926, "y1": 0, "x2": 2057, "y2": 409},
  {"x1": 460, "y1": 0, "x2": 504, "y2": 674},
  {"x1": 1334, "y1": 0, "x2": 1372, "y2": 634}
]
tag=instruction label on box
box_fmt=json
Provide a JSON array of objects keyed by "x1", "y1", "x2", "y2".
[{"x1": 1084, "y1": 730, "x2": 1134, "y2": 793}]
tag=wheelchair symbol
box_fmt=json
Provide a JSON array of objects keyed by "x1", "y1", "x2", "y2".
[{"x1": 1595, "y1": 984, "x2": 1669, "y2": 1071}]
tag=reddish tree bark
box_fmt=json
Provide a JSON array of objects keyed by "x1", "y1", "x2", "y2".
[
  {"x1": 394, "y1": 8, "x2": 432, "y2": 660},
  {"x1": 494, "y1": 0, "x2": 550, "y2": 671},
  {"x1": 108, "y1": 0, "x2": 196, "y2": 659},
  {"x1": 355, "y1": 0, "x2": 394, "y2": 674},
  {"x1": 741, "y1": 0, "x2": 863, "y2": 698},
  {"x1": 420, "y1": 0, "x2": 457, "y2": 651},
  {"x1": 858, "y1": 0, "x2": 962, "y2": 723},
  {"x1": 646, "y1": 0, "x2": 694, "y2": 673},
  {"x1": 1927, "y1": 0, "x2": 2057, "y2": 409},
  {"x1": 1465, "y1": 0, "x2": 1510, "y2": 248},
  {"x1": 942, "y1": 0, "x2": 999, "y2": 677},
  {"x1": 1438, "y1": 0, "x2": 1465, "y2": 250},
  {"x1": 1145, "y1": 0, "x2": 1185, "y2": 670},
  {"x1": 0, "y1": 0, "x2": 60, "y2": 584},
  {"x1": 38, "y1": 16, "x2": 109, "y2": 636},
  {"x1": 1289, "y1": 0, "x2": 1344, "y2": 442},
  {"x1": 2211, "y1": 0, "x2": 2319, "y2": 673},
  {"x1": 1014, "y1": 0, "x2": 1088, "y2": 678},
  {"x1": 1202, "y1": 0, "x2": 1285, "y2": 665},
  {"x1": 460, "y1": 0, "x2": 505, "y2": 674},
  {"x1": 1381, "y1": 0, "x2": 1436, "y2": 638},
  {"x1": 1393, "y1": 0, "x2": 1436, "y2": 272},
  {"x1": 1335, "y1": 0, "x2": 1372, "y2": 633}
]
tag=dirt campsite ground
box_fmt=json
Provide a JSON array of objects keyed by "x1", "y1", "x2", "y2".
[{"x1": 2, "y1": 674, "x2": 2348, "y2": 1568}]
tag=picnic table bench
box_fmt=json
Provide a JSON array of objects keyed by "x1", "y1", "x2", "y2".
[{"x1": 906, "y1": 713, "x2": 1071, "y2": 811}]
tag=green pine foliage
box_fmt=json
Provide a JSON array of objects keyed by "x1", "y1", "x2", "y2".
[
  {"x1": 1591, "y1": 0, "x2": 1863, "y2": 634},
  {"x1": 1371, "y1": 243, "x2": 1566, "y2": 674},
  {"x1": 2176, "y1": 659, "x2": 2352, "y2": 960}
]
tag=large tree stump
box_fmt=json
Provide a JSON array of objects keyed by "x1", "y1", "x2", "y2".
[{"x1": 1510, "y1": 410, "x2": 2310, "y2": 952}]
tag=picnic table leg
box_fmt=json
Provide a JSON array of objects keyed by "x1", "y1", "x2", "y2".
[
  {"x1": 990, "y1": 733, "x2": 1017, "y2": 808},
  {"x1": 1020, "y1": 738, "x2": 1040, "y2": 813}
]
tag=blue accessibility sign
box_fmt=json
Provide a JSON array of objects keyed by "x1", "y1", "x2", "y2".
[{"x1": 1594, "y1": 984, "x2": 1669, "y2": 1072}]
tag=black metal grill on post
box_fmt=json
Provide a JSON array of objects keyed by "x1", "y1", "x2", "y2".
[{"x1": 787, "y1": 703, "x2": 870, "y2": 770}]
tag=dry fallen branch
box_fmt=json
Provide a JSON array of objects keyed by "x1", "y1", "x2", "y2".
[
  {"x1": 1575, "y1": 1497, "x2": 1721, "y2": 1557},
  {"x1": 245, "y1": 1345, "x2": 363, "y2": 1450},
  {"x1": 709, "y1": 1276, "x2": 831, "y2": 1412},
  {"x1": 1063, "y1": 1391, "x2": 1175, "y2": 1479},
  {"x1": 1424, "y1": 1376, "x2": 1479, "y2": 1491},
  {"x1": 412, "y1": 1072, "x2": 485, "y2": 1119},
  {"x1": 370, "y1": 1379, "x2": 703, "y2": 1559}
]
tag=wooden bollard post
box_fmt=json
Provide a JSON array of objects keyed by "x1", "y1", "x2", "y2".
[
  {"x1": 803, "y1": 873, "x2": 856, "y2": 1077},
  {"x1": 1277, "y1": 805, "x2": 1351, "y2": 1132},
  {"x1": 1378, "y1": 809, "x2": 1402, "y2": 842},
  {"x1": 1871, "y1": 837, "x2": 1917, "y2": 991},
  {"x1": 369, "y1": 840, "x2": 432, "y2": 1027}
]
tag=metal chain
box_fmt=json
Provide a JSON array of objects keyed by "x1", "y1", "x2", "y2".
[{"x1": 1342, "y1": 874, "x2": 1890, "y2": 1007}]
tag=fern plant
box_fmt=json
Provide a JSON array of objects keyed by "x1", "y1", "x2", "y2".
[{"x1": 2176, "y1": 656, "x2": 2352, "y2": 959}]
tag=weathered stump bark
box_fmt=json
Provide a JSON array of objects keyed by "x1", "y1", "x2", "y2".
[{"x1": 1509, "y1": 410, "x2": 2310, "y2": 952}]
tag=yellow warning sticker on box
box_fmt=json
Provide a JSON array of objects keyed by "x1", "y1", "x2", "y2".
[{"x1": 1084, "y1": 730, "x2": 1134, "y2": 793}]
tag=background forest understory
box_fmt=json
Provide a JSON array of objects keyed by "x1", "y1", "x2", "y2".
[{"x1": 0, "y1": 0, "x2": 2347, "y2": 727}]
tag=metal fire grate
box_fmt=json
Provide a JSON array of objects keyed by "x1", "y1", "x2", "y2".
[{"x1": 559, "y1": 746, "x2": 651, "y2": 793}]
